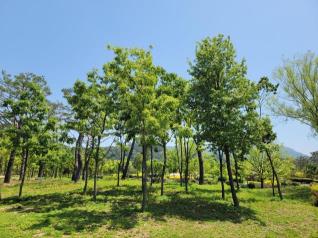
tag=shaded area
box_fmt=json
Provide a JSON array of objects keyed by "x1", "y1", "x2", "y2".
[
  {"x1": 283, "y1": 185, "x2": 312, "y2": 203},
  {"x1": 0, "y1": 182, "x2": 266, "y2": 235}
]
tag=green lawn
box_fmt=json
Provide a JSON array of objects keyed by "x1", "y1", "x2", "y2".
[{"x1": 0, "y1": 177, "x2": 317, "y2": 238}]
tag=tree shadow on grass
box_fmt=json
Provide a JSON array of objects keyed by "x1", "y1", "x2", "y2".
[
  {"x1": 147, "y1": 192, "x2": 266, "y2": 226},
  {"x1": 0, "y1": 183, "x2": 266, "y2": 235}
]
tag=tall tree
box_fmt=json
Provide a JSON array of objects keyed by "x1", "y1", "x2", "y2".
[{"x1": 189, "y1": 35, "x2": 259, "y2": 207}]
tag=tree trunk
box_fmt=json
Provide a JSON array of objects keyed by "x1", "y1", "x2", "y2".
[
  {"x1": 224, "y1": 146, "x2": 239, "y2": 207},
  {"x1": 4, "y1": 136, "x2": 19, "y2": 183},
  {"x1": 82, "y1": 138, "x2": 90, "y2": 180},
  {"x1": 117, "y1": 140, "x2": 124, "y2": 187},
  {"x1": 265, "y1": 148, "x2": 283, "y2": 200},
  {"x1": 184, "y1": 138, "x2": 189, "y2": 193},
  {"x1": 272, "y1": 174, "x2": 275, "y2": 196},
  {"x1": 122, "y1": 137, "x2": 135, "y2": 179},
  {"x1": 141, "y1": 144, "x2": 148, "y2": 212},
  {"x1": 93, "y1": 135, "x2": 101, "y2": 201},
  {"x1": 72, "y1": 133, "x2": 84, "y2": 182},
  {"x1": 233, "y1": 153, "x2": 240, "y2": 190},
  {"x1": 179, "y1": 137, "x2": 183, "y2": 186},
  {"x1": 160, "y1": 143, "x2": 167, "y2": 195},
  {"x1": 19, "y1": 147, "x2": 29, "y2": 198},
  {"x1": 19, "y1": 155, "x2": 25, "y2": 181},
  {"x1": 197, "y1": 149, "x2": 204, "y2": 185},
  {"x1": 83, "y1": 137, "x2": 95, "y2": 194},
  {"x1": 218, "y1": 149, "x2": 225, "y2": 200},
  {"x1": 38, "y1": 160, "x2": 45, "y2": 178},
  {"x1": 150, "y1": 146, "x2": 154, "y2": 186},
  {"x1": 260, "y1": 177, "x2": 264, "y2": 189}
]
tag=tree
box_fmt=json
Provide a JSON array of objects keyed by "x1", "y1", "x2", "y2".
[
  {"x1": 273, "y1": 52, "x2": 318, "y2": 133},
  {"x1": 0, "y1": 72, "x2": 50, "y2": 188},
  {"x1": 189, "y1": 34, "x2": 259, "y2": 207},
  {"x1": 104, "y1": 46, "x2": 161, "y2": 211}
]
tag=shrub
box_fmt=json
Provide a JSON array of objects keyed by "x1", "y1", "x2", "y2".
[
  {"x1": 311, "y1": 183, "x2": 318, "y2": 207},
  {"x1": 290, "y1": 177, "x2": 314, "y2": 184},
  {"x1": 247, "y1": 183, "x2": 255, "y2": 189}
]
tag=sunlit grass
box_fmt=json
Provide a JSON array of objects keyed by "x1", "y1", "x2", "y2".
[{"x1": 0, "y1": 177, "x2": 317, "y2": 238}]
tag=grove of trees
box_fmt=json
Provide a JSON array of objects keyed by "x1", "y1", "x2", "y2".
[{"x1": 1, "y1": 34, "x2": 317, "y2": 210}]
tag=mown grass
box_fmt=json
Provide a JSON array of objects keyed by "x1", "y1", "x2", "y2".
[{"x1": 0, "y1": 177, "x2": 317, "y2": 238}]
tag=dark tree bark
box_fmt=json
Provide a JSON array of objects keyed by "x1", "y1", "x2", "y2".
[
  {"x1": 160, "y1": 142, "x2": 167, "y2": 195},
  {"x1": 224, "y1": 146, "x2": 239, "y2": 207},
  {"x1": 141, "y1": 144, "x2": 148, "y2": 212},
  {"x1": 265, "y1": 148, "x2": 283, "y2": 200},
  {"x1": 93, "y1": 135, "x2": 101, "y2": 201},
  {"x1": 184, "y1": 138, "x2": 189, "y2": 193},
  {"x1": 150, "y1": 145, "x2": 154, "y2": 186},
  {"x1": 72, "y1": 133, "x2": 84, "y2": 182},
  {"x1": 19, "y1": 147, "x2": 29, "y2": 198},
  {"x1": 38, "y1": 160, "x2": 45, "y2": 178},
  {"x1": 83, "y1": 137, "x2": 95, "y2": 194},
  {"x1": 122, "y1": 137, "x2": 135, "y2": 179},
  {"x1": 82, "y1": 138, "x2": 90, "y2": 180},
  {"x1": 117, "y1": 139, "x2": 126, "y2": 187},
  {"x1": 260, "y1": 177, "x2": 264, "y2": 189},
  {"x1": 4, "y1": 135, "x2": 19, "y2": 183},
  {"x1": 197, "y1": 149, "x2": 204, "y2": 185},
  {"x1": 233, "y1": 153, "x2": 240, "y2": 190},
  {"x1": 19, "y1": 150, "x2": 27, "y2": 181},
  {"x1": 179, "y1": 137, "x2": 183, "y2": 186},
  {"x1": 218, "y1": 149, "x2": 225, "y2": 200},
  {"x1": 271, "y1": 171, "x2": 275, "y2": 196}
]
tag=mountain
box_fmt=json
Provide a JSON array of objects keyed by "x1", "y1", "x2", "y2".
[{"x1": 282, "y1": 146, "x2": 307, "y2": 158}]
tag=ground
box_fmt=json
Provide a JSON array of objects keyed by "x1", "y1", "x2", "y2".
[{"x1": 0, "y1": 177, "x2": 317, "y2": 238}]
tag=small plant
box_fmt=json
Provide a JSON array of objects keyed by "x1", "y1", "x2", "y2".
[{"x1": 247, "y1": 183, "x2": 256, "y2": 189}]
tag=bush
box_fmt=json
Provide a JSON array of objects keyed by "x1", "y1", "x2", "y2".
[
  {"x1": 247, "y1": 183, "x2": 255, "y2": 189},
  {"x1": 290, "y1": 177, "x2": 314, "y2": 184},
  {"x1": 218, "y1": 176, "x2": 226, "y2": 182},
  {"x1": 310, "y1": 183, "x2": 318, "y2": 207}
]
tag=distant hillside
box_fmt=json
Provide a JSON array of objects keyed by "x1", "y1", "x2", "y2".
[{"x1": 282, "y1": 146, "x2": 306, "y2": 158}]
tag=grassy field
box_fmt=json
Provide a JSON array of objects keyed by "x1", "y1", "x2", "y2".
[{"x1": 0, "y1": 177, "x2": 317, "y2": 238}]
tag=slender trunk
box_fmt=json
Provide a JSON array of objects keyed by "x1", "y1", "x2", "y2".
[
  {"x1": 218, "y1": 149, "x2": 225, "y2": 200},
  {"x1": 197, "y1": 149, "x2": 204, "y2": 185},
  {"x1": 93, "y1": 136, "x2": 101, "y2": 201},
  {"x1": 38, "y1": 160, "x2": 45, "y2": 178},
  {"x1": 184, "y1": 138, "x2": 189, "y2": 193},
  {"x1": 72, "y1": 133, "x2": 84, "y2": 182},
  {"x1": 233, "y1": 153, "x2": 240, "y2": 190},
  {"x1": 272, "y1": 170, "x2": 275, "y2": 196},
  {"x1": 122, "y1": 137, "x2": 135, "y2": 179},
  {"x1": 179, "y1": 137, "x2": 183, "y2": 186},
  {"x1": 141, "y1": 144, "x2": 148, "y2": 212},
  {"x1": 19, "y1": 155, "x2": 25, "y2": 181},
  {"x1": 82, "y1": 138, "x2": 90, "y2": 180},
  {"x1": 265, "y1": 149, "x2": 282, "y2": 200},
  {"x1": 160, "y1": 142, "x2": 167, "y2": 195},
  {"x1": 224, "y1": 146, "x2": 239, "y2": 207},
  {"x1": 83, "y1": 137, "x2": 95, "y2": 194},
  {"x1": 19, "y1": 147, "x2": 29, "y2": 198},
  {"x1": 117, "y1": 140, "x2": 124, "y2": 187},
  {"x1": 150, "y1": 146, "x2": 154, "y2": 186},
  {"x1": 4, "y1": 136, "x2": 19, "y2": 183},
  {"x1": 260, "y1": 177, "x2": 264, "y2": 189},
  {"x1": 175, "y1": 136, "x2": 181, "y2": 186}
]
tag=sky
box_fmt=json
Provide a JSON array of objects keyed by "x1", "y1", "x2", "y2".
[{"x1": 1, "y1": 0, "x2": 318, "y2": 154}]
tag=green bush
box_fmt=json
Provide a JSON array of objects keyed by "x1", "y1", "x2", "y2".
[
  {"x1": 247, "y1": 183, "x2": 256, "y2": 189},
  {"x1": 310, "y1": 183, "x2": 318, "y2": 207}
]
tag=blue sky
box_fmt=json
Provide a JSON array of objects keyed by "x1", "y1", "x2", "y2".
[{"x1": 1, "y1": 0, "x2": 318, "y2": 154}]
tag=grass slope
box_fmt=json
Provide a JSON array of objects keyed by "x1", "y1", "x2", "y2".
[{"x1": 0, "y1": 177, "x2": 317, "y2": 238}]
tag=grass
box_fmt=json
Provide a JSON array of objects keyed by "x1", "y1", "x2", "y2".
[{"x1": 0, "y1": 177, "x2": 317, "y2": 238}]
